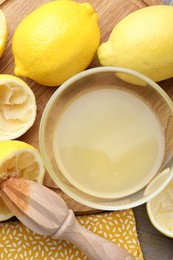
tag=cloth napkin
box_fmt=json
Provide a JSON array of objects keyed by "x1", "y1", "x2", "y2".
[{"x1": 0, "y1": 209, "x2": 143, "y2": 260}]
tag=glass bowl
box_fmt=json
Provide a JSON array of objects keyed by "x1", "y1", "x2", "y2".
[{"x1": 39, "y1": 67, "x2": 173, "y2": 210}]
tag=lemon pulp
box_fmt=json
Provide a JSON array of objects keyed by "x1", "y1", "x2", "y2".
[
  {"x1": 0, "y1": 141, "x2": 45, "y2": 221},
  {"x1": 0, "y1": 75, "x2": 36, "y2": 141},
  {"x1": 147, "y1": 179, "x2": 173, "y2": 238}
]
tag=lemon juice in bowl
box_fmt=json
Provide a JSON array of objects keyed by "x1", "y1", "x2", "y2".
[
  {"x1": 53, "y1": 86, "x2": 165, "y2": 199},
  {"x1": 40, "y1": 67, "x2": 173, "y2": 209}
]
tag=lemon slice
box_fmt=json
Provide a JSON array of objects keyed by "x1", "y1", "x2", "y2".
[
  {"x1": 0, "y1": 75, "x2": 36, "y2": 141},
  {"x1": 0, "y1": 10, "x2": 7, "y2": 57},
  {"x1": 0, "y1": 140, "x2": 45, "y2": 221},
  {"x1": 147, "y1": 179, "x2": 173, "y2": 238}
]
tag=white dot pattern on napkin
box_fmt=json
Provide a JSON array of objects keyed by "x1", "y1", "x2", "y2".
[{"x1": 0, "y1": 210, "x2": 143, "y2": 260}]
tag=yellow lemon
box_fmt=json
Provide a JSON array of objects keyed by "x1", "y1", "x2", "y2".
[
  {"x1": 12, "y1": 1, "x2": 100, "y2": 86},
  {"x1": 0, "y1": 74, "x2": 36, "y2": 141},
  {"x1": 98, "y1": 5, "x2": 173, "y2": 82},
  {"x1": 147, "y1": 179, "x2": 173, "y2": 238},
  {"x1": 0, "y1": 10, "x2": 7, "y2": 58},
  {"x1": 0, "y1": 140, "x2": 45, "y2": 221}
]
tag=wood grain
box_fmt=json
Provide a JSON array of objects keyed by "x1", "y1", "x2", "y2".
[{"x1": 0, "y1": 0, "x2": 168, "y2": 214}]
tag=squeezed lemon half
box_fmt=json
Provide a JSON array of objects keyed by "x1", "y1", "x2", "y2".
[
  {"x1": 147, "y1": 179, "x2": 173, "y2": 238},
  {"x1": 0, "y1": 140, "x2": 45, "y2": 221},
  {"x1": 0, "y1": 74, "x2": 36, "y2": 141}
]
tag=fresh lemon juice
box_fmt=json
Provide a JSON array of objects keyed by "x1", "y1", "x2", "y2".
[{"x1": 53, "y1": 88, "x2": 165, "y2": 198}]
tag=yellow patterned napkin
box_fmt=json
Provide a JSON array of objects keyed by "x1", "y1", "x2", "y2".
[{"x1": 0, "y1": 209, "x2": 143, "y2": 260}]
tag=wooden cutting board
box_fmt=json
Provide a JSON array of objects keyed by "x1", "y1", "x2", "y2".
[{"x1": 1, "y1": 0, "x2": 170, "y2": 214}]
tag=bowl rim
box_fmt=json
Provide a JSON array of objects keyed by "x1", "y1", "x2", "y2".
[{"x1": 39, "y1": 66, "x2": 173, "y2": 210}]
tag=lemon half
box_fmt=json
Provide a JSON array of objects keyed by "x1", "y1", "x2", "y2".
[
  {"x1": 0, "y1": 10, "x2": 7, "y2": 58},
  {"x1": 0, "y1": 74, "x2": 36, "y2": 141},
  {"x1": 0, "y1": 140, "x2": 45, "y2": 221},
  {"x1": 147, "y1": 179, "x2": 173, "y2": 238}
]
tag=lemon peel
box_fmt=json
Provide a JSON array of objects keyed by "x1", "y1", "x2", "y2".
[
  {"x1": 0, "y1": 10, "x2": 7, "y2": 58},
  {"x1": 98, "y1": 5, "x2": 173, "y2": 83}
]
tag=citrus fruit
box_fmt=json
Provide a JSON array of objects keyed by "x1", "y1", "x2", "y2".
[
  {"x1": 0, "y1": 10, "x2": 7, "y2": 58},
  {"x1": 0, "y1": 74, "x2": 36, "y2": 141},
  {"x1": 12, "y1": 1, "x2": 100, "y2": 86},
  {"x1": 147, "y1": 179, "x2": 173, "y2": 238},
  {"x1": 97, "y1": 5, "x2": 173, "y2": 83},
  {"x1": 0, "y1": 140, "x2": 45, "y2": 221}
]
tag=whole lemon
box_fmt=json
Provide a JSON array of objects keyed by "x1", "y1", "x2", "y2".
[
  {"x1": 98, "y1": 5, "x2": 173, "y2": 82},
  {"x1": 12, "y1": 1, "x2": 100, "y2": 86},
  {"x1": 0, "y1": 10, "x2": 7, "y2": 58}
]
